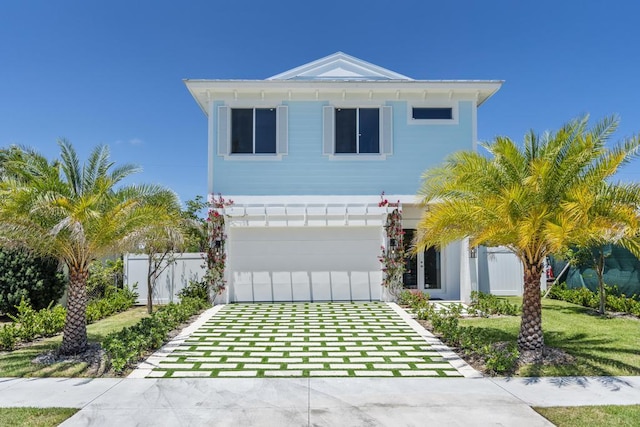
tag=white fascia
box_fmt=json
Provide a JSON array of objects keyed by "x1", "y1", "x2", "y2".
[
  {"x1": 219, "y1": 194, "x2": 420, "y2": 205},
  {"x1": 184, "y1": 80, "x2": 504, "y2": 114}
]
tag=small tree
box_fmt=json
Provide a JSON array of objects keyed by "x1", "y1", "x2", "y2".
[
  {"x1": 591, "y1": 245, "x2": 613, "y2": 315},
  {"x1": 140, "y1": 219, "x2": 184, "y2": 314},
  {"x1": 181, "y1": 195, "x2": 208, "y2": 252}
]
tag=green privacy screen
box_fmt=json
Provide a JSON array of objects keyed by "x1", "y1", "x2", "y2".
[{"x1": 550, "y1": 246, "x2": 640, "y2": 296}]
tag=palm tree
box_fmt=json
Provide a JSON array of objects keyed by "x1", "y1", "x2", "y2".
[
  {"x1": 415, "y1": 115, "x2": 640, "y2": 358},
  {"x1": 0, "y1": 140, "x2": 180, "y2": 354}
]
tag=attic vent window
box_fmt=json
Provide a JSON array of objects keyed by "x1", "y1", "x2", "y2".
[{"x1": 412, "y1": 107, "x2": 453, "y2": 120}]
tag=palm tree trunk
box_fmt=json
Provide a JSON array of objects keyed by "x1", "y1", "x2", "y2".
[
  {"x1": 518, "y1": 261, "x2": 544, "y2": 359},
  {"x1": 60, "y1": 267, "x2": 88, "y2": 355}
]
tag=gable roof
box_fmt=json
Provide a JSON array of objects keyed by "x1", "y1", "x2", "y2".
[
  {"x1": 267, "y1": 52, "x2": 412, "y2": 81},
  {"x1": 184, "y1": 53, "x2": 503, "y2": 114}
]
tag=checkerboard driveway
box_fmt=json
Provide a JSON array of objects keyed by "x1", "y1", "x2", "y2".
[{"x1": 135, "y1": 302, "x2": 475, "y2": 378}]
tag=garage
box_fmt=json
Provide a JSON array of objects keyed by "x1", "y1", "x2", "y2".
[{"x1": 227, "y1": 226, "x2": 383, "y2": 302}]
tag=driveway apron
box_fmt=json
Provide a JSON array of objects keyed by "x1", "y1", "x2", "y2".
[{"x1": 131, "y1": 302, "x2": 477, "y2": 379}]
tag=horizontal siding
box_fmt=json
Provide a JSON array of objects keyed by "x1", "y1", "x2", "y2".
[{"x1": 212, "y1": 100, "x2": 474, "y2": 195}]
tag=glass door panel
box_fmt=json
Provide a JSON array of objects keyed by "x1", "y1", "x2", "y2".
[
  {"x1": 400, "y1": 229, "x2": 441, "y2": 291},
  {"x1": 423, "y1": 246, "x2": 441, "y2": 290},
  {"x1": 402, "y1": 229, "x2": 417, "y2": 289}
]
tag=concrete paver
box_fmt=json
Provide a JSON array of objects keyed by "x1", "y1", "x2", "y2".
[{"x1": 131, "y1": 302, "x2": 473, "y2": 379}]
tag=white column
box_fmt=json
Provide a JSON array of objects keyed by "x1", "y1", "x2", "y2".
[
  {"x1": 223, "y1": 222, "x2": 231, "y2": 305},
  {"x1": 380, "y1": 211, "x2": 389, "y2": 302},
  {"x1": 459, "y1": 237, "x2": 472, "y2": 303}
]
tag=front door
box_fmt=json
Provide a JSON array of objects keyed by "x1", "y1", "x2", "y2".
[{"x1": 402, "y1": 229, "x2": 442, "y2": 292}]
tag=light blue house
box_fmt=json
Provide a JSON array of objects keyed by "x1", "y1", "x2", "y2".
[{"x1": 185, "y1": 53, "x2": 505, "y2": 303}]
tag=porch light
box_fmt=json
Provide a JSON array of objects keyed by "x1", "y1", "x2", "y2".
[
  {"x1": 214, "y1": 238, "x2": 222, "y2": 256},
  {"x1": 388, "y1": 238, "x2": 398, "y2": 255},
  {"x1": 469, "y1": 246, "x2": 477, "y2": 258}
]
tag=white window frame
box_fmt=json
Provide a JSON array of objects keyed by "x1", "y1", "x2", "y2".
[
  {"x1": 323, "y1": 104, "x2": 393, "y2": 161},
  {"x1": 407, "y1": 102, "x2": 458, "y2": 125},
  {"x1": 218, "y1": 104, "x2": 288, "y2": 161}
]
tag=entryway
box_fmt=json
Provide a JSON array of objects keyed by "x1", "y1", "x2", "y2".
[{"x1": 402, "y1": 229, "x2": 442, "y2": 294}]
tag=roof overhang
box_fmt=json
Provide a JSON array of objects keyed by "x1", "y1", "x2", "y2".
[{"x1": 184, "y1": 79, "x2": 503, "y2": 115}]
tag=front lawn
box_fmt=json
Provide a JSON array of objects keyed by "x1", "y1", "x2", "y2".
[
  {"x1": 0, "y1": 407, "x2": 77, "y2": 427},
  {"x1": 458, "y1": 298, "x2": 640, "y2": 376},
  {"x1": 0, "y1": 307, "x2": 148, "y2": 377},
  {"x1": 534, "y1": 405, "x2": 640, "y2": 427}
]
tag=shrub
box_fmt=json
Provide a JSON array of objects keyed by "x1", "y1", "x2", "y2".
[
  {"x1": 397, "y1": 289, "x2": 430, "y2": 307},
  {"x1": 0, "y1": 284, "x2": 137, "y2": 349},
  {"x1": 177, "y1": 280, "x2": 209, "y2": 302},
  {"x1": 416, "y1": 302, "x2": 519, "y2": 375},
  {"x1": 8, "y1": 299, "x2": 68, "y2": 342},
  {"x1": 9, "y1": 298, "x2": 41, "y2": 341},
  {"x1": 87, "y1": 258, "x2": 124, "y2": 301},
  {"x1": 37, "y1": 304, "x2": 66, "y2": 337},
  {"x1": 548, "y1": 283, "x2": 640, "y2": 317},
  {"x1": 0, "y1": 323, "x2": 18, "y2": 351},
  {"x1": 86, "y1": 286, "x2": 137, "y2": 324},
  {"x1": 483, "y1": 342, "x2": 520, "y2": 375},
  {"x1": 0, "y1": 248, "x2": 66, "y2": 315},
  {"x1": 104, "y1": 296, "x2": 209, "y2": 374},
  {"x1": 469, "y1": 291, "x2": 520, "y2": 316}
]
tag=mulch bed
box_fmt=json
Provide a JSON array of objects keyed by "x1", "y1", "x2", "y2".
[
  {"x1": 415, "y1": 318, "x2": 576, "y2": 376},
  {"x1": 29, "y1": 311, "x2": 204, "y2": 377}
]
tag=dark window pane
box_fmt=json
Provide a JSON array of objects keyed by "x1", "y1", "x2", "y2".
[
  {"x1": 231, "y1": 109, "x2": 253, "y2": 153},
  {"x1": 402, "y1": 229, "x2": 417, "y2": 289},
  {"x1": 335, "y1": 108, "x2": 357, "y2": 153},
  {"x1": 412, "y1": 107, "x2": 452, "y2": 120},
  {"x1": 358, "y1": 108, "x2": 379, "y2": 153},
  {"x1": 255, "y1": 108, "x2": 276, "y2": 153},
  {"x1": 424, "y1": 246, "x2": 441, "y2": 289}
]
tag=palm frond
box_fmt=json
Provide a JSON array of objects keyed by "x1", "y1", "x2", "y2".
[{"x1": 58, "y1": 139, "x2": 82, "y2": 196}]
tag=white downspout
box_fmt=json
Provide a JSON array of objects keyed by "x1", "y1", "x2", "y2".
[{"x1": 207, "y1": 98, "x2": 215, "y2": 195}]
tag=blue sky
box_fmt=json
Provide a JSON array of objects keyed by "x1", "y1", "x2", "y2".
[{"x1": 2, "y1": 1, "x2": 639, "y2": 206}]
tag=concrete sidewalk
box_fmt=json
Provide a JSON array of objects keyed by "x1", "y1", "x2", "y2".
[{"x1": 1, "y1": 376, "x2": 640, "y2": 426}]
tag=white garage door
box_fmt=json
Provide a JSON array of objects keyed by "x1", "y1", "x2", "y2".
[{"x1": 227, "y1": 226, "x2": 382, "y2": 302}]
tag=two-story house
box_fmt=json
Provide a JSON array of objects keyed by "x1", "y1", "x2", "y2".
[{"x1": 185, "y1": 52, "x2": 503, "y2": 303}]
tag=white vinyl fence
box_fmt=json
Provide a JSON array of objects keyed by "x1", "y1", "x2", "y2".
[
  {"x1": 477, "y1": 246, "x2": 524, "y2": 295},
  {"x1": 124, "y1": 253, "x2": 206, "y2": 305},
  {"x1": 477, "y1": 246, "x2": 547, "y2": 295}
]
